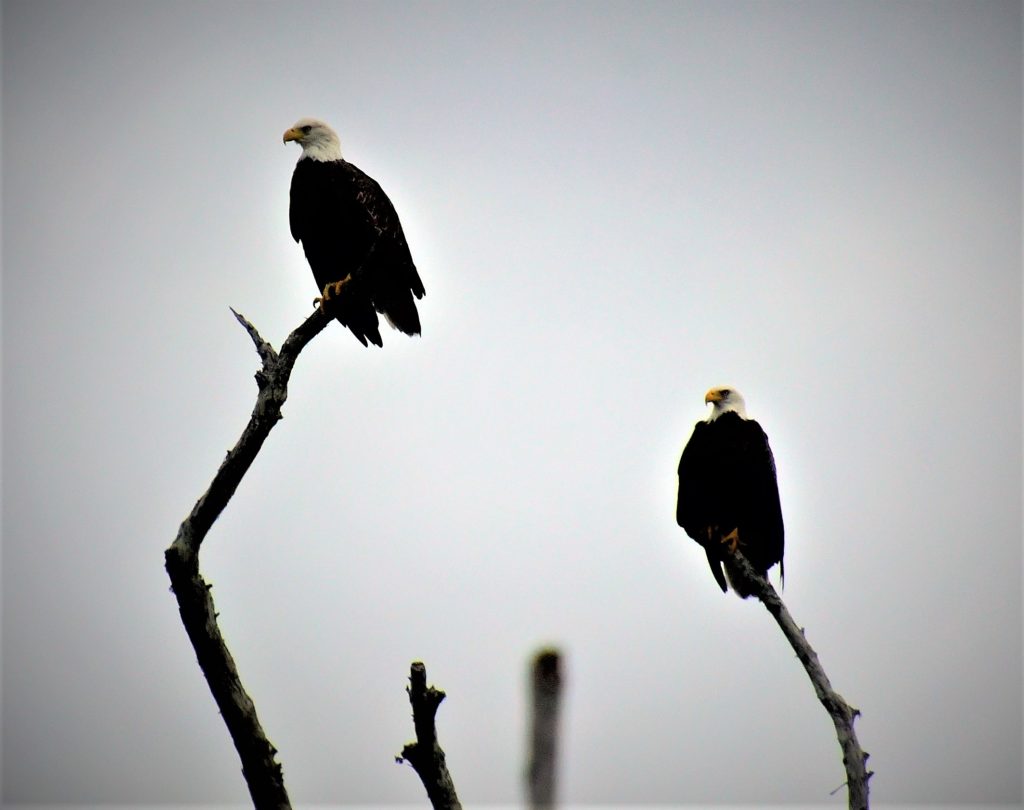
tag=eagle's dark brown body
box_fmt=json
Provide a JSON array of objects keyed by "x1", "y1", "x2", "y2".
[
  {"x1": 677, "y1": 410, "x2": 785, "y2": 596},
  {"x1": 289, "y1": 156, "x2": 424, "y2": 347}
]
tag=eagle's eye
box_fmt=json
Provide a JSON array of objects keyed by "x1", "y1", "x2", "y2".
[{"x1": 301, "y1": 125, "x2": 312, "y2": 135}]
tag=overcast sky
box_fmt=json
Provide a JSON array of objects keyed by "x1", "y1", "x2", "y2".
[{"x1": 2, "y1": 0, "x2": 1021, "y2": 806}]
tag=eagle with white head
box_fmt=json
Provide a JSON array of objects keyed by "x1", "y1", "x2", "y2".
[
  {"x1": 283, "y1": 118, "x2": 425, "y2": 347},
  {"x1": 676, "y1": 386, "x2": 785, "y2": 597}
]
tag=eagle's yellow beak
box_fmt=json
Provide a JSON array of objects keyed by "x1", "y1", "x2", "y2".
[
  {"x1": 705, "y1": 388, "x2": 724, "y2": 405},
  {"x1": 283, "y1": 127, "x2": 304, "y2": 144}
]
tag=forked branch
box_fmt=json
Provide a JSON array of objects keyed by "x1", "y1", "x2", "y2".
[
  {"x1": 724, "y1": 547, "x2": 872, "y2": 810},
  {"x1": 165, "y1": 306, "x2": 331, "y2": 809},
  {"x1": 396, "y1": 662, "x2": 462, "y2": 809}
]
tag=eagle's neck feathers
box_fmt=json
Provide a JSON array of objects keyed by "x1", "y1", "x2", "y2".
[
  {"x1": 707, "y1": 400, "x2": 748, "y2": 422},
  {"x1": 300, "y1": 138, "x2": 343, "y2": 163}
]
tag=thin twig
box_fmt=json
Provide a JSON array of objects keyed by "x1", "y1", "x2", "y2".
[
  {"x1": 396, "y1": 661, "x2": 462, "y2": 809},
  {"x1": 165, "y1": 305, "x2": 331, "y2": 809},
  {"x1": 724, "y1": 547, "x2": 873, "y2": 810},
  {"x1": 527, "y1": 648, "x2": 563, "y2": 808}
]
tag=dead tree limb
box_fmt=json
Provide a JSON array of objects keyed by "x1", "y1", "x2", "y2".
[
  {"x1": 165, "y1": 306, "x2": 331, "y2": 810},
  {"x1": 725, "y1": 547, "x2": 873, "y2": 810},
  {"x1": 396, "y1": 661, "x2": 462, "y2": 809},
  {"x1": 527, "y1": 648, "x2": 563, "y2": 808}
]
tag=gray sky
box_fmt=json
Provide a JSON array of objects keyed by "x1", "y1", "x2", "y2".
[{"x1": 2, "y1": 0, "x2": 1021, "y2": 805}]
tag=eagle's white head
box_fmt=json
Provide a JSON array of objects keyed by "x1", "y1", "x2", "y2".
[
  {"x1": 283, "y1": 118, "x2": 342, "y2": 162},
  {"x1": 705, "y1": 386, "x2": 747, "y2": 421}
]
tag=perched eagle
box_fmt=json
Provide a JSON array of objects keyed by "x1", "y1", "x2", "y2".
[
  {"x1": 283, "y1": 118, "x2": 425, "y2": 347},
  {"x1": 676, "y1": 387, "x2": 784, "y2": 597}
]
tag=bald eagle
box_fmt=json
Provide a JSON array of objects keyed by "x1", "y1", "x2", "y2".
[
  {"x1": 676, "y1": 387, "x2": 784, "y2": 597},
  {"x1": 283, "y1": 118, "x2": 425, "y2": 347}
]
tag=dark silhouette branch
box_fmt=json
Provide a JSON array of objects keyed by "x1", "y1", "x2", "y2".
[
  {"x1": 527, "y1": 648, "x2": 563, "y2": 808},
  {"x1": 724, "y1": 547, "x2": 873, "y2": 810},
  {"x1": 396, "y1": 662, "x2": 462, "y2": 809},
  {"x1": 165, "y1": 306, "x2": 331, "y2": 810}
]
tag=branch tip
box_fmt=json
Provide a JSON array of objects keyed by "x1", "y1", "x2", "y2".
[
  {"x1": 398, "y1": 661, "x2": 461, "y2": 809},
  {"x1": 230, "y1": 306, "x2": 277, "y2": 364},
  {"x1": 528, "y1": 646, "x2": 563, "y2": 808}
]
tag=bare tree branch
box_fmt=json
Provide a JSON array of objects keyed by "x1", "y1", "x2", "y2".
[
  {"x1": 527, "y1": 648, "x2": 563, "y2": 808},
  {"x1": 165, "y1": 306, "x2": 331, "y2": 810},
  {"x1": 724, "y1": 547, "x2": 873, "y2": 810},
  {"x1": 396, "y1": 661, "x2": 462, "y2": 809}
]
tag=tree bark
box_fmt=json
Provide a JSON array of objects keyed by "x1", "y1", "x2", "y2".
[
  {"x1": 724, "y1": 547, "x2": 873, "y2": 810},
  {"x1": 396, "y1": 661, "x2": 462, "y2": 809},
  {"x1": 165, "y1": 306, "x2": 331, "y2": 809}
]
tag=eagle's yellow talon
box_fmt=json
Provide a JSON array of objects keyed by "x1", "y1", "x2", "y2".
[
  {"x1": 321, "y1": 274, "x2": 353, "y2": 303},
  {"x1": 720, "y1": 528, "x2": 740, "y2": 553}
]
